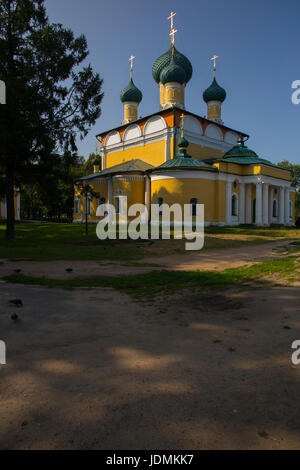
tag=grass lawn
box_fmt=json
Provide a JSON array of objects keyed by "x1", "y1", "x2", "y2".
[
  {"x1": 4, "y1": 256, "x2": 300, "y2": 298},
  {"x1": 0, "y1": 222, "x2": 299, "y2": 262}
]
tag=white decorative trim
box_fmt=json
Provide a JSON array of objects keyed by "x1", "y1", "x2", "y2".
[
  {"x1": 113, "y1": 174, "x2": 144, "y2": 182},
  {"x1": 123, "y1": 124, "x2": 142, "y2": 141},
  {"x1": 151, "y1": 171, "x2": 223, "y2": 182},
  {"x1": 88, "y1": 177, "x2": 107, "y2": 184}
]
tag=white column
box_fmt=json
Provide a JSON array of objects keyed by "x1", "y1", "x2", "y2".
[
  {"x1": 226, "y1": 181, "x2": 232, "y2": 225},
  {"x1": 101, "y1": 149, "x2": 106, "y2": 170},
  {"x1": 255, "y1": 182, "x2": 263, "y2": 225},
  {"x1": 108, "y1": 177, "x2": 113, "y2": 222},
  {"x1": 239, "y1": 182, "x2": 245, "y2": 224},
  {"x1": 165, "y1": 132, "x2": 170, "y2": 162},
  {"x1": 284, "y1": 188, "x2": 290, "y2": 225},
  {"x1": 246, "y1": 184, "x2": 252, "y2": 224},
  {"x1": 262, "y1": 183, "x2": 269, "y2": 226},
  {"x1": 279, "y1": 187, "x2": 285, "y2": 224},
  {"x1": 269, "y1": 187, "x2": 274, "y2": 223}
]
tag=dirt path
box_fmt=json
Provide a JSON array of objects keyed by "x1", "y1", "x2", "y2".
[
  {"x1": 0, "y1": 239, "x2": 297, "y2": 279},
  {"x1": 0, "y1": 280, "x2": 300, "y2": 449}
]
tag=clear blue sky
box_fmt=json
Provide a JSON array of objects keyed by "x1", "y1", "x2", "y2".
[{"x1": 45, "y1": 0, "x2": 300, "y2": 164}]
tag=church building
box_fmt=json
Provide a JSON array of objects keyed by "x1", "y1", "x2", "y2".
[{"x1": 74, "y1": 13, "x2": 295, "y2": 227}]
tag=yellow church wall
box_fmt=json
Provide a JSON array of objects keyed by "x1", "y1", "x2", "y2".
[
  {"x1": 151, "y1": 177, "x2": 220, "y2": 222},
  {"x1": 186, "y1": 142, "x2": 223, "y2": 161},
  {"x1": 106, "y1": 139, "x2": 166, "y2": 168},
  {"x1": 214, "y1": 179, "x2": 227, "y2": 223},
  {"x1": 112, "y1": 178, "x2": 145, "y2": 210}
]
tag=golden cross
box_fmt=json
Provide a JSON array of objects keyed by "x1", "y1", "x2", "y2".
[
  {"x1": 129, "y1": 55, "x2": 135, "y2": 78},
  {"x1": 181, "y1": 113, "x2": 185, "y2": 138},
  {"x1": 170, "y1": 28, "x2": 177, "y2": 48},
  {"x1": 168, "y1": 11, "x2": 176, "y2": 31},
  {"x1": 211, "y1": 54, "x2": 219, "y2": 76}
]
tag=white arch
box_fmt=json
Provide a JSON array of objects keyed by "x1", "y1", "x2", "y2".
[
  {"x1": 123, "y1": 124, "x2": 142, "y2": 141},
  {"x1": 105, "y1": 130, "x2": 121, "y2": 146},
  {"x1": 205, "y1": 124, "x2": 223, "y2": 141},
  {"x1": 143, "y1": 116, "x2": 167, "y2": 135},
  {"x1": 231, "y1": 192, "x2": 239, "y2": 217},
  {"x1": 181, "y1": 115, "x2": 203, "y2": 136},
  {"x1": 224, "y1": 131, "x2": 239, "y2": 145}
]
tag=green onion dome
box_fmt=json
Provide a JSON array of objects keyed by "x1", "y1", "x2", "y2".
[
  {"x1": 223, "y1": 139, "x2": 258, "y2": 158},
  {"x1": 120, "y1": 78, "x2": 143, "y2": 103},
  {"x1": 178, "y1": 136, "x2": 189, "y2": 148},
  {"x1": 203, "y1": 77, "x2": 226, "y2": 103},
  {"x1": 92, "y1": 157, "x2": 101, "y2": 166},
  {"x1": 160, "y1": 56, "x2": 186, "y2": 85},
  {"x1": 152, "y1": 46, "x2": 193, "y2": 84}
]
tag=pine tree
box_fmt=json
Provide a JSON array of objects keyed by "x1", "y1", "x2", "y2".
[{"x1": 0, "y1": 0, "x2": 103, "y2": 238}]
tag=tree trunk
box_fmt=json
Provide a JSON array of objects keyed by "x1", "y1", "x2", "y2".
[{"x1": 5, "y1": 171, "x2": 15, "y2": 240}]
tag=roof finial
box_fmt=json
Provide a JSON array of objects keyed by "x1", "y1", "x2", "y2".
[
  {"x1": 181, "y1": 112, "x2": 185, "y2": 138},
  {"x1": 129, "y1": 55, "x2": 135, "y2": 79},
  {"x1": 211, "y1": 54, "x2": 219, "y2": 78},
  {"x1": 168, "y1": 11, "x2": 177, "y2": 54}
]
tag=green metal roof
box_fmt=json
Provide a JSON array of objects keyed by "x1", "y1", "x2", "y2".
[
  {"x1": 92, "y1": 157, "x2": 101, "y2": 166},
  {"x1": 79, "y1": 159, "x2": 153, "y2": 181},
  {"x1": 151, "y1": 158, "x2": 215, "y2": 171},
  {"x1": 152, "y1": 46, "x2": 193, "y2": 84},
  {"x1": 223, "y1": 140, "x2": 258, "y2": 158},
  {"x1": 120, "y1": 78, "x2": 142, "y2": 103},
  {"x1": 160, "y1": 57, "x2": 186, "y2": 85},
  {"x1": 203, "y1": 77, "x2": 226, "y2": 103},
  {"x1": 215, "y1": 156, "x2": 290, "y2": 170}
]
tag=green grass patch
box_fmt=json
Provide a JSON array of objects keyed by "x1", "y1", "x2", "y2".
[
  {"x1": 3, "y1": 256, "x2": 299, "y2": 297},
  {"x1": 0, "y1": 222, "x2": 299, "y2": 262}
]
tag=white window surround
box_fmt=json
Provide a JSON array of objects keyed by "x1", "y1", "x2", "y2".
[
  {"x1": 231, "y1": 192, "x2": 239, "y2": 218},
  {"x1": 272, "y1": 198, "x2": 278, "y2": 218},
  {"x1": 180, "y1": 115, "x2": 203, "y2": 136},
  {"x1": 123, "y1": 124, "x2": 142, "y2": 141},
  {"x1": 74, "y1": 197, "x2": 80, "y2": 215},
  {"x1": 205, "y1": 123, "x2": 223, "y2": 140},
  {"x1": 105, "y1": 130, "x2": 121, "y2": 146},
  {"x1": 190, "y1": 198, "x2": 199, "y2": 217},
  {"x1": 143, "y1": 116, "x2": 167, "y2": 135}
]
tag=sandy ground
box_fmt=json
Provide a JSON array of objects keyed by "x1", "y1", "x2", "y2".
[
  {"x1": 0, "y1": 278, "x2": 300, "y2": 450},
  {"x1": 0, "y1": 239, "x2": 297, "y2": 279}
]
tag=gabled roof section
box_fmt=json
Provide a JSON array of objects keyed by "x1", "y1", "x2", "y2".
[
  {"x1": 79, "y1": 159, "x2": 153, "y2": 181},
  {"x1": 96, "y1": 106, "x2": 249, "y2": 142},
  {"x1": 211, "y1": 156, "x2": 291, "y2": 171},
  {"x1": 148, "y1": 156, "x2": 217, "y2": 173}
]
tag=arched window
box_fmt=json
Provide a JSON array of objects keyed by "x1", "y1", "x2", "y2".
[
  {"x1": 115, "y1": 197, "x2": 120, "y2": 215},
  {"x1": 190, "y1": 198, "x2": 198, "y2": 217},
  {"x1": 231, "y1": 194, "x2": 238, "y2": 217},
  {"x1": 289, "y1": 200, "x2": 292, "y2": 219},
  {"x1": 273, "y1": 199, "x2": 278, "y2": 217},
  {"x1": 98, "y1": 197, "x2": 106, "y2": 206},
  {"x1": 157, "y1": 197, "x2": 163, "y2": 216},
  {"x1": 74, "y1": 197, "x2": 80, "y2": 215}
]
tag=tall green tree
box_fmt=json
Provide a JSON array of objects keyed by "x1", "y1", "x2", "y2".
[{"x1": 0, "y1": 0, "x2": 103, "y2": 238}]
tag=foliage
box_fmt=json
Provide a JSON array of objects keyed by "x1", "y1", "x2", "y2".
[{"x1": 0, "y1": 0, "x2": 103, "y2": 238}]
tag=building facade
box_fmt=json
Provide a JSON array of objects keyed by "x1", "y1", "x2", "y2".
[{"x1": 74, "y1": 18, "x2": 295, "y2": 227}]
